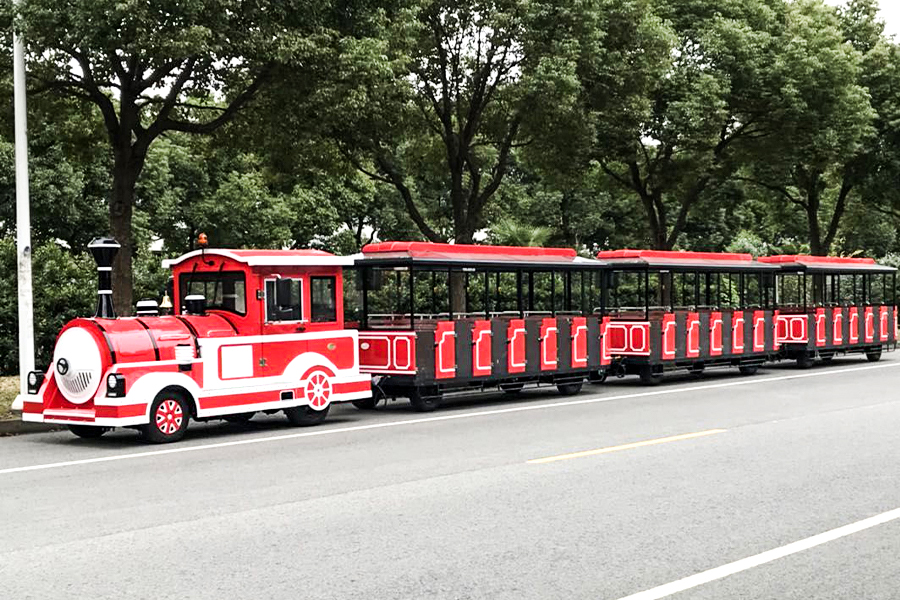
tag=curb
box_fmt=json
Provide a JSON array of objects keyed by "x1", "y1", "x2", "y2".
[{"x1": 0, "y1": 418, "x2": 60, "y2": 436}]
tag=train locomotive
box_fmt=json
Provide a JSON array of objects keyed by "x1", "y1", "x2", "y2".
[{"x1": 18, "y1": 237, "x2": 898, "y2": 443}]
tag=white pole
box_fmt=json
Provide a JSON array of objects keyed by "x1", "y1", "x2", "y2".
[{"x1": 13, "y1": 5, "x2": 35, "y2": 399}]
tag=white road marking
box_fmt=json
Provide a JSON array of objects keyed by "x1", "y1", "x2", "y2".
[
  {"x1": 527, "y1": 429, "x2": 727, "y2": 464},
  {"x1": 1, "y1": 361, "x2": 897, "y2": 476},
  {"x1": 615, "y1": 506, "x2": 900, "y2": 600}
]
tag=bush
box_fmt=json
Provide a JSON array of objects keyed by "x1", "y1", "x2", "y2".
[{"x1": 0, "y1": 239, "x2": 94, "y2": 375}]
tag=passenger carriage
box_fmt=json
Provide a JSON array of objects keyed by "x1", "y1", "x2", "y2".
[
  {"x1": 757, "y1": 255, "x2": 897, "y2": 365},
  {"x1": 597, "y1": 250, "x2": 781, "y2": 383},
  {"x1": 347, "y1": 242, "x2": 608, "y2": 411},
  {"x1": 20, "y1": 238, "x2": 371, "y2": 442}
]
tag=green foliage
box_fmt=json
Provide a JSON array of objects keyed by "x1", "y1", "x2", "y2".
[{"x1": 0, "y1": 239, "x2": 94, "y2": 374}]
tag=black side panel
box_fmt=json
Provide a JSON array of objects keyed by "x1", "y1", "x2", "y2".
[
  {"x1": 842, "y1": 308, "x2": 850, "y2": 346},
  {"x1": 721, "y1": 310, "x2": 732, "y2": 356},
  {"x1": 456, "y1": 320, "x2": 471, "y2": 380},
  {"x1": 558, "y1": 318, "x2": 572, "y2": 372},
  {"x1": 874, "y1": 308, "x2": 882, "y2": 343},
  {"x1": 807, "y1": 314, "x2": 815, "y2": 350},
  {"x1": 765, "y1": 311, "x2": 775, "y2": 353},
  {"x1": 858, "y1": 308, "x2": 866, "y2": 344},
  {"x1": 676, "y1": 312, "x2": 687, "y2": 360},
  {"x1": 699, "y1": 313, "x2": 710, "y2": 357},
  {"x1": 891, "y1": 307, "x2": 896, "y2": 343},
  {"x1": 825, "y1": 309, "x2": 834, "y2": 349},
  {"x1": 744, "y1": 310, "x2": 754, "y2": 353},
  {"x1": 415, "y1": 330, "x2": 435, "y2": 383},
  {"x1": 525, "y1": 319, "x2": 541, "y2": 375},
  {"x1": 492, "y1": 320, "x2": 507, "y2": 377},
  {"x1": 648, "y1": 318, "x2": 661, "y2": 365},
  {"x1": 587, "y1": 317, "x2": 601, "y2": 369}
]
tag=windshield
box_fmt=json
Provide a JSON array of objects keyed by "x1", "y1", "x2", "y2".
[{"x1": 178, "y1": 271, "x2": 247, "y2": 315}]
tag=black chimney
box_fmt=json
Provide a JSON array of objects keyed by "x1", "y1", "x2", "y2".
[{"x1": 88, "y1": 237, "x2": 121, "y2": 319}]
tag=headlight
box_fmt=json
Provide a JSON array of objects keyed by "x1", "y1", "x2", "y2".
[
  {"x1": 26, "y1": 371, "x2": 44, "y2": 395},
  {"x1": 105, "y1": 373, "x2": 126, "y2": 398}
]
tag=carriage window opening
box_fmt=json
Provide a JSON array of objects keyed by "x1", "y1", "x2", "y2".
[
  {"x1": 465, "y1": 271, "x2": 487, "y2": 315},
  {"x1": 838, "y1": 274, "x2": 855, "y2": 305},
  {"x1": 869, "y1": 274, "x2": 885, "y2": 305},
  {"x1": 180, "y1": 271, "x2": 247, "y2": 316},
  {"x1": 343, "y1": 269, "x2": 363, "y2": 327},
  {"x1": 720, "y1": 274, "x2": 739, "y2": 308},
  {"x1": 529, "y1": 272, "x2": 553, "y2": 313},
  {"x1": 310, "y1": 277, "x2": 337, "y2": 322},
  {"x1": 590, "y1": 270, "x2": 603, "y2": 313},
  {"x1": 744, "y1": 274, "x2": 762, "y2": 309},
  {"x1": 647, "y1": 272, "x2": 663, "y2": 310},
  {"x1": 265, "y1": 278, "x2": 302, "y2": 322},
  {"x1": 610, "y1": 271, "x2": 645, "y2": 312},
  {"x1": 672, "y1": 271, "x2": 697, "y2": 309},
  {"x1": 413, "y1": 269, "x2": 449, "y2": 317},
  {"x1": 366, "y1": 267, "x2": 412, "y2": 328},
  {"x1": 486, "y1": 271, "x2": 519, "y2": 314},
  {"x1": 778, "y1": 273, "x2": 803, "y2": 306}
]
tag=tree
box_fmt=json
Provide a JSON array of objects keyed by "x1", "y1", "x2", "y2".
[
  {"x1": 739, "y1": 0, "x2": 875, "y2": 255},
  {"x1": 10, "y1": 0, "x2": 327, "y2": 313},
  {"x1": 589, "y1": 0, "x2": 788, "y2": 249}
]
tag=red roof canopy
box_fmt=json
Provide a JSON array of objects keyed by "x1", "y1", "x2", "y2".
[
  {"x1": 363, "y1": 241, "x2": 577, "y2": 259},
  {"x1": 758, "y1": 254, "x2": 876, "y2": 265},
  {"x1": 597, "y1": 249, "x2": 753, "y2": 262},
  {"x1": 162, "y1": 248, "x2": 351, "y2": 268}
]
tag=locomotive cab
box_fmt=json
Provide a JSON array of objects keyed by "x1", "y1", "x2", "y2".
[{"x1": 20, "y1": 242, "x2": 371, "y2": 442}]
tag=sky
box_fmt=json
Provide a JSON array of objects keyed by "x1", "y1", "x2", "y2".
[{"x1": 825, "y1": 0, "x2": 900, "y2": 38}]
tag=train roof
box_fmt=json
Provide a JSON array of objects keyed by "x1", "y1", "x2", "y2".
[
  {"x1": 162, "y1": 248, "x2": 354, "y2": 268},
  {"x1": 758, "y1": 255, "x2": 896, "y2": 273},
  {"x1": 358, "y1": 241, "x2": 605, "y2": 270},
  {"x1": 597, "y1": 249, "x2": 777, "y2": 271}
]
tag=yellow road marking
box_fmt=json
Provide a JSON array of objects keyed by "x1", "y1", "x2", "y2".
[{"x1": 527, "y1": 429, "x2": 727, "y2": 464}]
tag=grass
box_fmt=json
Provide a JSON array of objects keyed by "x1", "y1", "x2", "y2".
[{"x1": 0, "y1": 376, "x2": 19, "y2": 420}]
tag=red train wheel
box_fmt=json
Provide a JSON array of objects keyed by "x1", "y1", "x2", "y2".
[
  {"x1": 141, "y1": 391, "x2": 190, "y2": 443},
  {"x1": 305, "y1": 371, "x2": 332, "y2": 411}
]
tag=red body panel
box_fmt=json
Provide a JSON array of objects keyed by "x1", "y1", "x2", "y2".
[
  {"x1": 685, "y1": 313, "x2": 700, "y2": 358},
  {"x1": 358, "y1": 332, "x2": 416, "y2": 374},
  {"x1": 865, "y1": 307, "x2": 875, "y2": 343},
  {"x1": 570, "y1": 317, "x2": 588, "y2": 369},
  {"x1": 600, "y1": 317, "x2": 611, "y2": 366},
  {"x1": 848, "y1": 307, "x2": 859, "y2": 344},
  {"x1": 709, "y1": 312, "x2": 723, "y2": 356},
  {"x1": 752, "y1": 311, "x2": 766, "y2": 352},
  {"x1": 472, "y1": 320, "x2": 493, "y2": 377},
  {"x1": 775, "y1": 313, "x2": 808, "y2": 345},
  {"x1": 815, "y1": 308, "x2": 827, "y2": 347},
  {"x1": 880, "y1": 307, "x2": 890, "y2": 342},
  {"x1": 606, "y1": 321, "x2": 651, "y2": 356},
  {"x1": 661, "y1": 313, "x2": 676, "y2": 360},
  {"x1": 732, "y1": 312, "x2": 745, "y2": 354},
  {"x1": 540, "y1": 318, "x2": 558, "y2": 371},
  {"x1": 507, "y1": 319, "x2": 526, "y2": 373},
  {"x1": 832, "y1": 308, "x2": 844, "y2": 344},
  {"x1": 434, "y1": 321, "x2": 456, "y2": 379}
]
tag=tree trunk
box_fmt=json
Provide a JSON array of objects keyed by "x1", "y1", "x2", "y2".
[{"x1": 110, "y1": 154, "x2": 141, "y2": 316}]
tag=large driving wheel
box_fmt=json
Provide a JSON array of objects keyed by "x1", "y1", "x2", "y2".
[
  {"x1": 141, "y1": 391, "x2": 190, "y2": 444},
  {"x1": 285, "y1": 404, "x2": 330, "y2": 426}
]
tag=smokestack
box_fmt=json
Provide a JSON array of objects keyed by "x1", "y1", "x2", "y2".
[{"x1": 88, "y1": 237, "x2": 121, "y2": 319}]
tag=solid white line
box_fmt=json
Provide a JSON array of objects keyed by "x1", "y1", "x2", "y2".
[
  {"x1": 1, "y1": 361, "x2": 897, "y2": 476},
  {"x1": 615, "y1": 506, "x2": 900, "y2": 600}
]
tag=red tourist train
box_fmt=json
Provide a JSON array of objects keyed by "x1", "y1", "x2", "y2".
[{"x1": 18, "y1": 237, "x2": 898, "y2": 442}]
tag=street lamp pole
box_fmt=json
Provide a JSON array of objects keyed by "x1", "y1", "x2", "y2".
[{"x1": 13, "y1": 1, "x2": 35, "y2": 398}]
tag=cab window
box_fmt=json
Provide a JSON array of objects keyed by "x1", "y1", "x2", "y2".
[
  {"x1": 311, "y1": 276, "x2": 337, "y2": 322},
  {"x1": 266, "y1": 278, "x2": 303, "y2": 322},
  {"x1": 179, "y1": 271, "x2": 246, "y2": 315}
]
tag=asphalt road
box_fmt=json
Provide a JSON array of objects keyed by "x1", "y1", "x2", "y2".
[{"x1": 2, "y1": 356, "x2": 899, "y2": 599}]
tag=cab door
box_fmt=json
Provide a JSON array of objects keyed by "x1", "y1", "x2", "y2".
[{"x1": 260, "y1": 275, "x2": 308, "y2": 380}]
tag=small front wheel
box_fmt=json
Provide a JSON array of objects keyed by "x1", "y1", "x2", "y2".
[
  {"x1": 409, "y1": 388, "x2": 442, "y2": 412},
  {"x1": 68, "y1": 424, "x2": 108, "y2": 439},
  {"x1": 285, "y1": 404, "x2": 330, "y2": 426},
  {"x1": 738, "y1": 364, "x2": 759, "y2": 376},
  {"x1": 796, "y1": 353, "x2": 814, "y2": 369},
  {"x1": 866, "y1": 348, "x2": 883, "y2": 362},
  {"x1": 639, "y1": 365, "x2": 663, "y2": 386},
  {"x1": 141, "y1": 391, "x2": 190, "y2": 444},
  {"x1": 556, "y1": 382, "x2": 583, "y2": 396}
]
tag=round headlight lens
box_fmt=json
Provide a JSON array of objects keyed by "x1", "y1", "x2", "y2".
[
  {"x1": 107, "y1": 374, "x2": 119, "y2": 390},
  {"x1": 27, "y1": 372, "x2": 38, "y2": 386}
]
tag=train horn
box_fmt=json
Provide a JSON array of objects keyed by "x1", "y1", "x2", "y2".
[{"x1": 88, "y1": 237, "x2": 121, "y2": 319}]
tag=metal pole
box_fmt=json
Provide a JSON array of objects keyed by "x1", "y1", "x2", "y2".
[{"x1": 13, "y1": 7, "x2": 34, "y2": 398}]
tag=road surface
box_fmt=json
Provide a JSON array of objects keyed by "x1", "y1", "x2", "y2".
[{"x1": 1, "y1": 357, "x2": 899, "y2": 599}]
